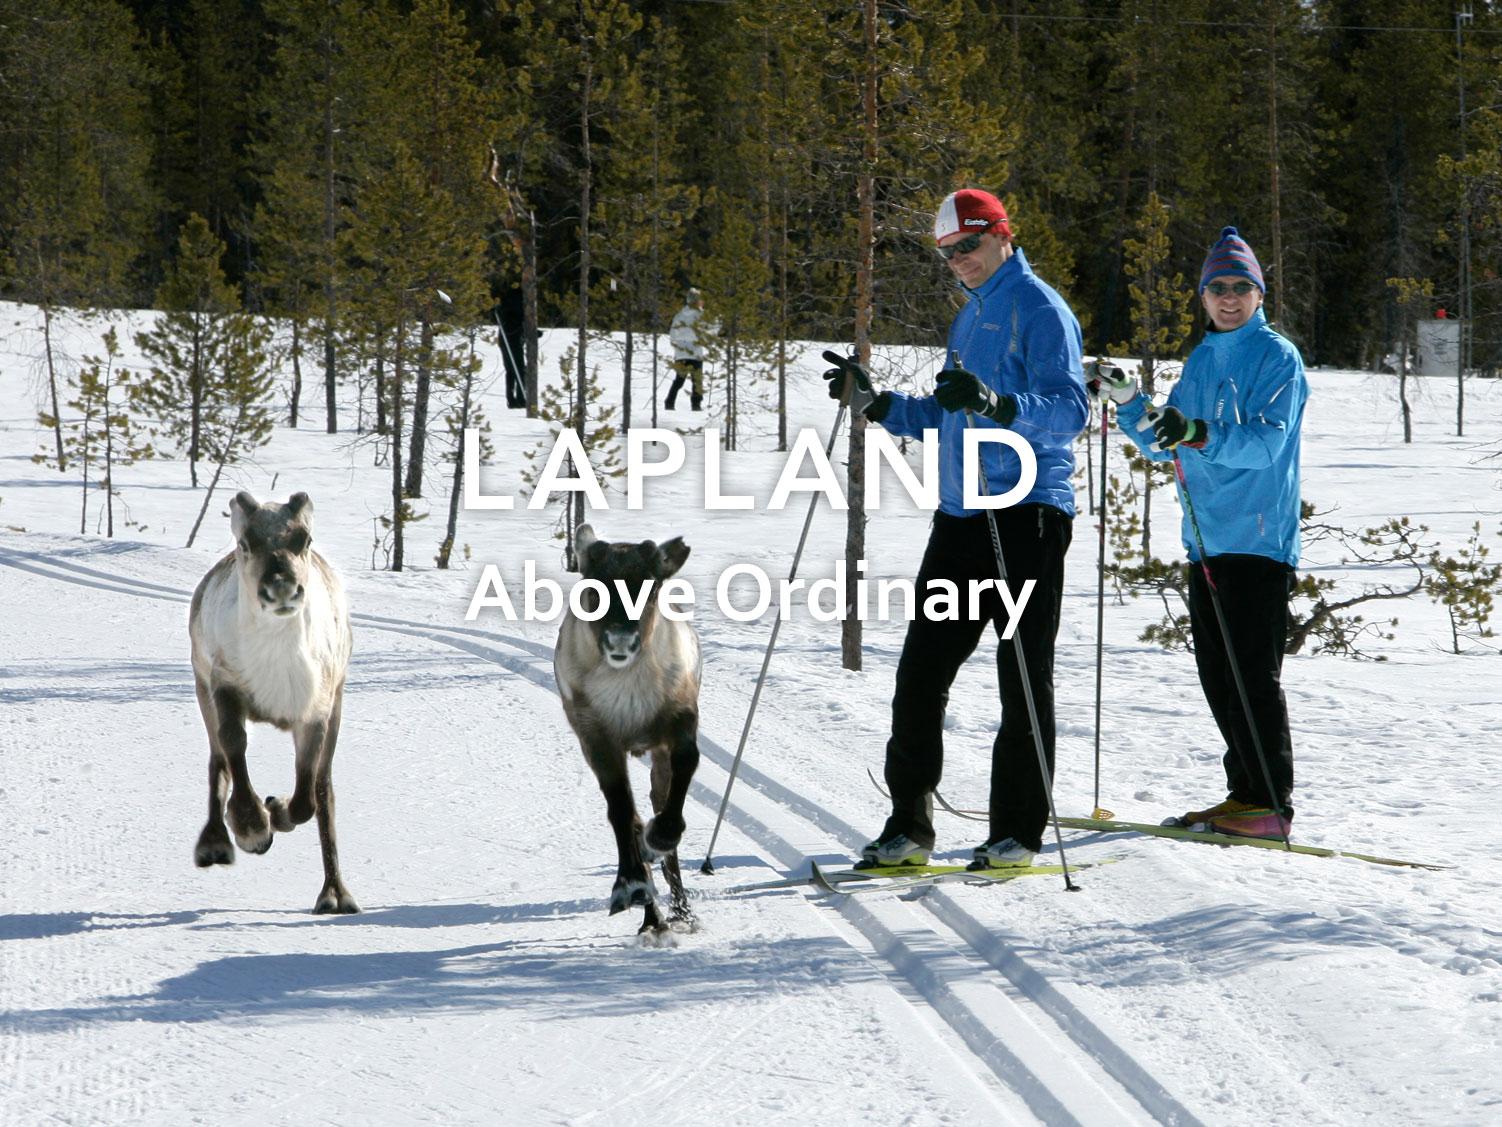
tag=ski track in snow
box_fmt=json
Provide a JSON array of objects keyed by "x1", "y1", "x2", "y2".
[
  {"x1": 17, "y1": 539, "x2": 1499, "y2": 1125},
  {"x1": 1, "y1": 542, "x2": 1198, "y2": 1126},
  {"x1": 6, "y1": 306, "x2": 1502, "y2": 1125}
]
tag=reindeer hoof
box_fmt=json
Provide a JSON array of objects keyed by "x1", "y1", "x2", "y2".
[
  {"x1": 313, "y1": 886, "x2": 360, "y2": 914},
  {"x1": 609, "y1": 879, "x2": 655, "y2": 916},
  {"x1": 265, "y1": 796, "x2": 295, "y2": 833},
  {"x1": 643, "y1": 816, "x2": 684, "y2": 858},
  {"x1": 234, "y1": 828, "x2": 273, "y2": 855},
  {"x1": 228, "y1": 799, "x2": 273, "y2": 854},
  {"x1": 194, "y1": 826, "x2": 234, "y2": 867}
]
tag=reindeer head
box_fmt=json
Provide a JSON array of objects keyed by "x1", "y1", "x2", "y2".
[
  {"x1": 230, "y1": 492, "x2": 316, "y2": 617},
  {"x1": 573, "y1": 524, "x2": 690, "y2": 670}
]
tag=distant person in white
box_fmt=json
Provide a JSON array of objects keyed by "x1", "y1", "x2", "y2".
[{"x1": 666, "y1": 287, "x2": 710, "y2": 411}]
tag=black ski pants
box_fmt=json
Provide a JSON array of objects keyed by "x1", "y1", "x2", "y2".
[
  {"x1": 1186, "y1": 554, "x2": 1296, "y2": 815},
  {"x1": 882, "y1": 505, "x2": 1072, "y2": 853},
  {"x1": 665, "y1": 359, "x2": 703, "y2": 409}
]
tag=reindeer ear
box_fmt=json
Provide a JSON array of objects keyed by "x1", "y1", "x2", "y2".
[
  {"x1": 230, "y1": 492, "x2": 258, "y2": 539},
  {"x1": 657, "y1": 537, "x2": 690, "y2": 579},
  {"x1": 569, "y1": 524, "x2": 598, "y2": 573},
  {"x1": 286, "y1": 492, "x2": 314, "y2": 537}
]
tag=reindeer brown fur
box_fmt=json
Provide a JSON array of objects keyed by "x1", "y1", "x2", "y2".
[{"x1": 553, "y1": 525, "x2": 701, "y2": 934}]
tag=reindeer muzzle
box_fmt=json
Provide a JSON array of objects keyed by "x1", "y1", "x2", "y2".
[
  {"x1": 258, "y1": 573, "x2": 305, "y2": 615},
  {"x1": 601, "y1": 626, "x2": 642, "y2": 668}
]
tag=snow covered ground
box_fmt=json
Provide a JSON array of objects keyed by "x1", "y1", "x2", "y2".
[{"x1": 2, "y1": 301, "x2": 1500, "y2": 1126}]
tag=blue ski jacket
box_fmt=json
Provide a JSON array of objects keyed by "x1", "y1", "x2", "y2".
[
  {"x1": 1117, "y1": 308, "x2": 1307, "y2": 567},
  {"x1": 878, "y1": 247, "x2": 1088, "y2": 518}
]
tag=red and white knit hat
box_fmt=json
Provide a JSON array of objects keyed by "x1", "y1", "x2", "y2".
[{"x1": 933, "y1": 189, "x2": 1011, "y2": 242}]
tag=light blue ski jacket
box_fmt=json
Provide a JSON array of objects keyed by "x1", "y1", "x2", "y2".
[
  {"x1": 878, "y1": 247, "x2": 1089, "y2": 517},
  {"x1": 1117, "y1": 308, "x2": 1307, "y2": 567}
]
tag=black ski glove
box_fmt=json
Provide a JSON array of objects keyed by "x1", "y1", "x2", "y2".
[
  {"x1": 934, "y1": 367, "x2": 1017, "y2": 426},
  {"x1": 1137, "y1": 405, "x2": 1207, "y2": 451},
  {"x1": 822, "y1": 350, "x2": 890, "y2": 422}
]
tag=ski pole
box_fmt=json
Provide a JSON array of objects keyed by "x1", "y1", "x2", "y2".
[
  {"x1": 962, "y1": 408, "x2": 1080, "y2": 891},
  {"x1": 1091, "y1": 392, "x2": 1114, "y2": 821},
  {"x1": 700, "y1": 385, "x2": 851, "y2": 874},
  {"x1": 1169, "y1": 450, "x2": 1293, "y2": 851}
]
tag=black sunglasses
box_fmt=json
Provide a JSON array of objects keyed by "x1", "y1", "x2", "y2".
[
  {"x1": 1206, "y1": 280, "x2": 1258, "y2": 296},
  {"x1": 936, "y1": 231, "x2": 986, "y2": 261}
]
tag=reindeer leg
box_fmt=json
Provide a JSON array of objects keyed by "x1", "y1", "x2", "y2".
[
  {"x1": 310, "y1": 692, "x2": 358, "y2": 914},
  {"x1": 193, "y1": 679, "x2": 234, "y2": 867},
  {"x1": 213, "y1": 686, "x2": 272, "y2": 855},
  {"x1": 647, "y1": 725, "x2": 700, "y2": 928},
  {"x1": 266, "y1": 716, "x2": 326, "y2": 833},
  {"x1": 586, "y1": 742, "x2": 657, "y2": 918},
  {"x1": 643, "y1": 717, "x2": 700, "y2": 858}
]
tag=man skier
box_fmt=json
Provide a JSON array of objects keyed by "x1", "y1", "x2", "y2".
[
  {"x1": 823, "y1": 188, "x2": 1088, "y2": 871},
  {"x1": 1097, "y1": 225, "x2": 1307, "y2": 840}
]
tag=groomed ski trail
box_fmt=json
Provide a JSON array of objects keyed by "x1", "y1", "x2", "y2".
[{"x1": 2, "y1": 540, "x2": 1202, "y2": 1125}]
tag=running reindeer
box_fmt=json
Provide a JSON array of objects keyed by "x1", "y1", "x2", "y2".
[
  {"x1": 189, "y1": 491, "x2": 358, "y2": 914},
  {"x1": 554, "y1": 525, "x2": 702, "y2": 934}
]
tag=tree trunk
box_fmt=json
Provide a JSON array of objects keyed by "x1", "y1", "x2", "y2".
[
  {"x1": 437, "y1": 345, "x2": 473, "y2": 570},
  {"x1": 622, "y1": 266, "x2": 634, "y2": 432},
  {"x1": 778, "y1": 186, "x2": 789, "y2": 454},
  {"x1": 1267, "y1": 13, "x2": 1284, "y2": 328},
  {"x1": 104, "y1": 398, "x2": 115, "y2": 538},
  {"x1": 43, "y1": 308, "x2": 66, "y2": 471},
  {"x1": 289, "y1": 316, "x2": 303, "y2": 427},
  {"x1": 391, "y1": 320, "x2": 406, "y2": 572},
  {"x1": 189, "y1": 317, "x2": 204, "y2": 489},
  {"x1": 405, "y1": 317, "x2": 433, "y2": 498},
  {"x1": 573, "y1": 6, "x2": 593, "y2": 538},
  {"x1": 322, "y1": 69, "x2": 339, "y2": 434},
  {"x1": 374, "y1": 332, "x2": 388, "y2": 436},
  {"x1": 1399, "y1": 326, "x2": 1412, "y2": 444},
  {"x1": 842, "y1": 0, "x2": 878, "y2": 673},
  {"x1": 522, "y1": 214, "x2": 540, "y2": 415}
]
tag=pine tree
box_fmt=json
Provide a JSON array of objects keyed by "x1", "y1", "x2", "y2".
[
  {"x1": 0, "y1": 0, "x2": 154, "y2": 471},
  {"x1": 1427, "y1": 522, "x2": 1501, "y2": 655},
  {"x1": 1384, "y1": 276, "x2": 1435, "y2": 443},
  {"x1": 254, "y1": 0, "x2": 380, "y2": 434},
  {"x1": 521, "y1": 347, "x2": 624, "y2": 540},
  {"x1": 183, "y1": 313, "x2": 277, "y2": 548},
  {"x1": 141, "y1": 0, "x2": 262, "y2": 258},
  {"x1": 135, "y1": 213, "x2": 247, "y2": 487},
  {"x1": 587, "y1": 14, "x2": 698, "y2": 432},
  {"x1": 696, "y1": 209, "x2": 775, "y2": 452},
  {"x1": 436, "y1": 329, "x2": 491, "y2": 570},
  {"x1": 56, "y1": 328, "x2": 154, "y2": 538},
  {"x1": 1314, "y1": 0, "x2": 1456, "y2": 367},
  {"x1": 341, "y1": 143, "x2": 486, "y2": 571},
  {"x1": 377, "y1": 0, "x2": 496, "y2": 501}
]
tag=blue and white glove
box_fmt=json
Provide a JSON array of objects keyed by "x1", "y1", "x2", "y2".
[{"x1": 1086, "y1": 359, "x2": 1138, "y2": 405}]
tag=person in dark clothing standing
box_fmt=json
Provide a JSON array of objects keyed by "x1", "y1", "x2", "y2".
[
  {"x1": 498, "y1": 287, "x2": 528, "y2": 409},
  {"x1": 823, "y1": 189, "x2": 1088, "y2": 870},
  {"x1": 1098, "y1": 226, "x2": 1307, "y2": 840}
]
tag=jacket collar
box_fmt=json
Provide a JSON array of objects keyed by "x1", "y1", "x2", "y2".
[
  {"x1": 1203, "y1": 306, "x2": 1267, "y2": 350},
  {"x1": 964, "y1": 245, "x2": 1030, "y2": 301}
]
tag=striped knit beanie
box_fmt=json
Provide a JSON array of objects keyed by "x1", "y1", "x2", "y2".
[{"x1": 1199, "y1": 226, "x2": 1265, "y2": 293}]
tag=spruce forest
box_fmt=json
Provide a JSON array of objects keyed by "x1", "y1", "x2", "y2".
[{"x1": 2, "y1": 0, "x2": 1500, "y2": 420}]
